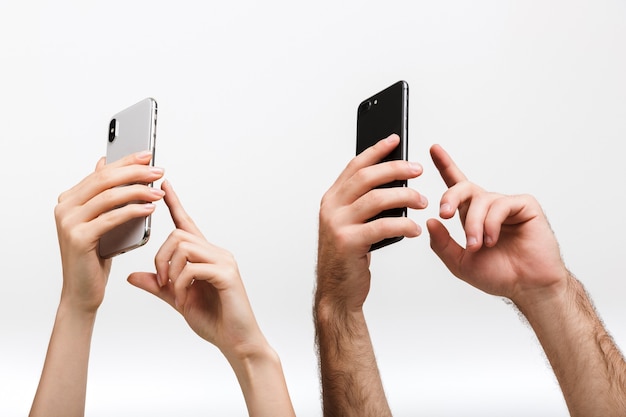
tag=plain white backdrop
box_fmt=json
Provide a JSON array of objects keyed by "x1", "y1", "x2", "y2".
[{"x1": 1, "y1": 1, "x2": 625, "y2": 416}]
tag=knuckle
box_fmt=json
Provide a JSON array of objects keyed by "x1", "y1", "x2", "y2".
[
  {"x1": 345, "y1": 155, "x2": 362, "y2": 172},
  {"x1": 98, "y1": 187, "x2": 117, "y2": 207},
  {"x1": 370, "y1": 217, "x2": 393, "y2": 236},
  {"x1": 92, "y1": 169, "x2": 108, "y2": 186},
  {"x1": 224, "y1": 262, "x2": 240, "y2": 280},
  {"x1": 332, "y1": 228, "x2": 353, "y2": 252},
  {"x1": 178, "y1": 240, "x2": 195, "y2": 255},
  {"x1": 53, "y1": 203, "x2": 65, "y2": 222},
  {"x1": 170, "y1": 228, "x2": 187, "y2": 241},
  {"x1": 319, "y1": 200, "x2": 337, "y2": 226},
  {"x1": 57, "y1": 190, "x2": 69, "y2": 204},
  {"x1": 364, "y1": 189, "x2": 384, "y2": 209},
  {"x1": 56, "y1": 216, "x2": 71, "y2": 237},
  {"x1": 520, "y1": 193, "x2": 538, "y2": 205},
  {"x1": 65, "y1": 223, "x2": 90, "y2": 248},
  {"x1": 174, "y1": 275, "x2": 187, "y2": 291},
  {"x1": 222, "y1": 248, "x2": 236, "y2": 263},
  {"x1": 351, "y1": 168, "x2": 369, "y2": 185},
  {"x1": 320, "y1": 190, "x2": 333, "y2": 209}
]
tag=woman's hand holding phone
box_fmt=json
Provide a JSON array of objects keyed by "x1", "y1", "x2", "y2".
[
  {"x1": 30, "y1": 151, "x2": 164, "y2": 417},
  {"x1": 55, "y1": 151, "x2": 165, "y2": 313}
]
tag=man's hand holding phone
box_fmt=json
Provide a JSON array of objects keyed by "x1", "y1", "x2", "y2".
[
  {"x1": 356, "y1": 80, "x2": 409, "y2": 250},
  {"x1": 314, "y1": 133, "x2": 427, "y2": 417},
  {"x1": 316, "y1": 134, "x2": 427, "y2": 314}
]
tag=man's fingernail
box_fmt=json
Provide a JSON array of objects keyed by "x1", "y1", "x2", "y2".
[{"x1": 408, "y1": 161, "x2": 422, "y2": 173}]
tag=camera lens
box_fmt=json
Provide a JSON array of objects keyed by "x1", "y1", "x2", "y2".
[
  {"x1": 108, "y1": 119, "x2": 116, "y2": 142},
  {"x1": 358, "y1": 100, "x2": 372, "y2": 115}
]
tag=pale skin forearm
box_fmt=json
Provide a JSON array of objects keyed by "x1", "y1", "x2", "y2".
[
  {"x1": 225, "y1": 344, "x2": 296, "y2": 417},
  {"x1": 314, "y1": 300, "x2": 392, "y2": 417},
  {"x1": 30, "y1": 303, "x2": 96, "y2": 417},
  {"x1": 516, "y1": 273, "x2": 626, "y2": 417}
]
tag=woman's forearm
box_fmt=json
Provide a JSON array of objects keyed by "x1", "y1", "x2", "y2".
[
  {"x1": 226, "y1": 342, "x2": 296, "y2": 417},
  {"x1": 30, "y1": 303, "x2": 97, "y2": 417}
]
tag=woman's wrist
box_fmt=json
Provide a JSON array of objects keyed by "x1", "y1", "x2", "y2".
[
  {"x1": 58, "y1": 281, "x2": 104, "y2": 317},
  {"x1": 56, "y1": 296, "x2": 99, "y2": 326},
  {"x1": 222, "y1": 336, "x2": 278, "y2": 369},
  {"x1": 225, "y1": 341, "x2": 294, "y2": 417}
]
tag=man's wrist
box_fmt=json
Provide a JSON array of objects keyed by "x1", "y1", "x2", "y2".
[
  {"x1": 511, "y1": 270, "x2": 590, "y2": 348},
  {"x1": 314, "y1": 261, "x2": 371, "y2": 321},
  {"x1": 510, "y1": 268, "x2": 573, "y2": 316},
  {"x1": 314, "y1": 293, "x2": 365, "y2": 325}
]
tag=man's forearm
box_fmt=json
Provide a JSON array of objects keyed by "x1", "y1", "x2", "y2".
[
  {"x1": 517, "y1": 274, "x2": 626, "y2": 417},
  {"x1": 314, "y1": 301, "x2": 392, "y2": 417}
]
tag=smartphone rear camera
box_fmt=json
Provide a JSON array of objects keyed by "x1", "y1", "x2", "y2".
[
  {"x1": 358, "y1": 100, "x2": 372, "y2": 115},
  {"x1": 108, "y1": 119, "x2": 117, "y2": 143}
]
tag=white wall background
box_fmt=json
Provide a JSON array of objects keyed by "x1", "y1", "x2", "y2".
[{"x1": 1, "y1": 1, "x2": 625, "y2": 416}]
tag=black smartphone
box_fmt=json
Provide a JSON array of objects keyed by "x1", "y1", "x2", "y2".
[
  {"x1": 356, "y1": 80, "x2": 409, "y2": 251},
  {"x1": 98, "y1": 98, "x2": 158, "y2": 258}
]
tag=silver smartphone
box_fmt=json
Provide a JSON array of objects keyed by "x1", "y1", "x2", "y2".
[{"x1": 98, "y1": 98, "x2": 158, "y2": 258}]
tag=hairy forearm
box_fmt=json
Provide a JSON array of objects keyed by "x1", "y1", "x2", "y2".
[
  {"x1": 30, "y1": 303, "x2": 96, "y2": 417},
  {"x1": 516, "y1": 274, "x2": 626, "y2": 417},
  {"x1": 225, "y1": 343, "x2": 296, "y2": 417},
  {"x1": 314, "y1": 301, "x2": 392, "y2": 417}
]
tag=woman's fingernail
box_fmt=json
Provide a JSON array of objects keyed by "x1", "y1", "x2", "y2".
[
  {"x1": 467, "y1": 236, "x2": 478, "y2": 247},
  {"x1": 150, "y1": 187, "x2": 165, "y2": 196},
  {"x1": 138, "y1": 150, "x2": 153, "y2": 159},
  {"x1": 156, "y1": 273, "x2": 163, "y2": 287},
  {"x1": 440, "y1": 203, "x2": 452, "y2": 214},
  {"x1": 150, "y1": 166, "x2": 165, "y2": 175}
]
